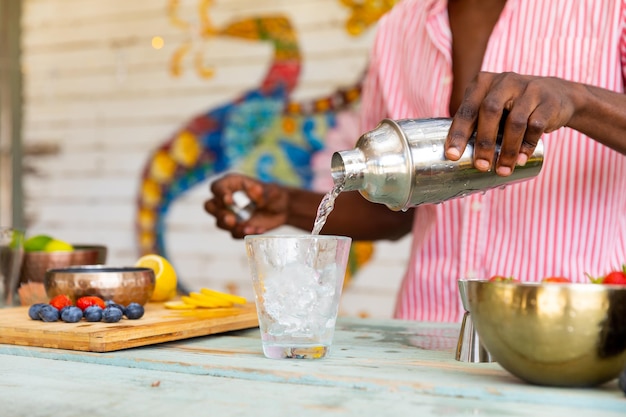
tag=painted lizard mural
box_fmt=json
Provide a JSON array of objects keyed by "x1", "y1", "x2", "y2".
[{"x1": 136, "y1": 0, "x2": 398, "y2": 288}]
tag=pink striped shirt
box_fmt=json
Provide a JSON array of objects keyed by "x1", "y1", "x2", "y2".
[{"x1": 358, "y1": 0, "x2": 626, "y2": 322}]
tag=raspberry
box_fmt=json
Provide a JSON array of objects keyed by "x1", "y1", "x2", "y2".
[
  {"x1": 49, "y1": 294, "x2": 73, "y2": 311},
  {"x1": 76, "y1": 296, "x2": 106, "y2": 311}
]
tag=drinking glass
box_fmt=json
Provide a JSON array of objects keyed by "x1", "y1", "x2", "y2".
[
  {"x1": 244, "y1": 234, "x2": 352, "y2": 359},
  {"x1": 0, "y1": 227, "x2": 25, "y2": 307}
]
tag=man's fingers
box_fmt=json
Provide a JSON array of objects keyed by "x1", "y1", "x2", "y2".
[
  {"x1": 494, "y1": 104, "x2": 534, "y2": 175},
  {"x1": 473, "y1": 97, "x2": 506, "y2": 172},
  {"x1": 445, "y1": 75, "x2": 494, "y2": 160}
]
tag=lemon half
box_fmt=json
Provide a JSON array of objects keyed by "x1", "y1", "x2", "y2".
[{"x1": 135, "y1": 254, "x2": 178, "y2": 302}]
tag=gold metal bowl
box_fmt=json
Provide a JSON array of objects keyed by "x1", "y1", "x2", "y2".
[
  {"x1": 44, "y1": 265, "x2": 155, "y2": 306},
  {"x1": 465, "y1": 279, "x2": 626, "y2": 387}
]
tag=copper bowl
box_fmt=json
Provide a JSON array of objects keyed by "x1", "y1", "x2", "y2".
[
  {"x1": 466, "y1": 279, "x2": 626, "y2": 387},
  {"x1": 19, "y1": 244, "x2": 108, "y2": 284},
  {"x1": 44, "y1": 265, "x2": 155, "y2": 306}
]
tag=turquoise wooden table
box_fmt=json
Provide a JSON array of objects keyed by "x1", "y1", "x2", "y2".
[{"x1": 1, "y1": 317, "x2": 624, "y2": 416}]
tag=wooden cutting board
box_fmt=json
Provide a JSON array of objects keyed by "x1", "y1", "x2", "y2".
[{"x1": 0, "y1": 302, "x2": 258, "y2": 352}]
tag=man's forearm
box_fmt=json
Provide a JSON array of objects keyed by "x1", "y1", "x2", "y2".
[{"x1": 285, "y1": 187, "x2": 414, "y2": 241}]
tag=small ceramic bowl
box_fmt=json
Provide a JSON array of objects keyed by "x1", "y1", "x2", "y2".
[
  {"x1": 44, "y1": 265, "x2": 155, "y2": 306},
  {"x1": 20, "y1": 244, "x2": 108, "y2": 285}
]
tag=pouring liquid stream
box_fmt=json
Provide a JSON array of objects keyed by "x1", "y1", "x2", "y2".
[{"x1": 311, "y1": 182, "x2": 344, "y2": 235}]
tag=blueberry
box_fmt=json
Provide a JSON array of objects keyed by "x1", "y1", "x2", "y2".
[
  {"x1": 28, "y1": 303, "x2": 47, "y2": 320},
  {"x1": 105, "y1": 300, "x2": 126, "y2": 315},
  {"x1": 83, "y1": 305, "x2": 103, "y2": 322},
  {"x1": 59, "y1": 306, "x2": 72, "y2": 316},
  {"x1": 124, "y1": 303, "x2": 145, "y2": 320},
  {"x1": 38, "y1": 305, "x2": 60, "y2": 322},
  {"x1": 102, "y1": 306, "x2": 123, "y2": 323},
  {"x1": 619, "y1": 367, "x2": 626, "y2": 396},
  {"x1": 61, "y1": 306, "x2": 83, "y2": 323}
]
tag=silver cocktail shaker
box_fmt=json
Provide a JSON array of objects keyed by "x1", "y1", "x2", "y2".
[{"x1": 330, "y1": 118, "x2": 544, "y2": 211}]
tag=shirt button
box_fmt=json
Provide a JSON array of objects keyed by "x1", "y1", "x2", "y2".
[
  {"x1": 466, "y1": 270, "x2": 477, "y2": 279},
  {"x1": 471, "y1": 201, "x2": 482, "y2": 212}
]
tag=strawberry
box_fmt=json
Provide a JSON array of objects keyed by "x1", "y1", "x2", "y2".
[
  {"x1": 49, "y1": 294, "x2": 73, "y2": 311},
  {"x1": 488, "y1": 275, "x2": 519, "y2": 282},
  {"x1": 76, "y1": 296, "x2": 106, "y2": 311},
  {"x1": 542, "y1": 276, "x2": 571, "y2": 283},
  {"x1": 586, "y1": 265, "x2": 626, "y2": 285},
  {"x1": 602, "y1": 270, "x2": 626, "y2": 285}
]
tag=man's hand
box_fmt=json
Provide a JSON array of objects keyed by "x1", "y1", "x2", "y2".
[
  {"x1": 445, "y1": 71, "x2": 577, "y2": 176},
  {"x1": 204, "y1": 174, "x2": 289, "y2": 238}
]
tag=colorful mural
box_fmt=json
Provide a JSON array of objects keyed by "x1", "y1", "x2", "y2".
[{"x1": 135, "y1": 1, "x2": 398, "y2": 287}]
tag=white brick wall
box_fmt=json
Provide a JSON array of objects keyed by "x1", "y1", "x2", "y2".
[{"x1": 21, "y1": 0, "x2": 411, "y2": 318}]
